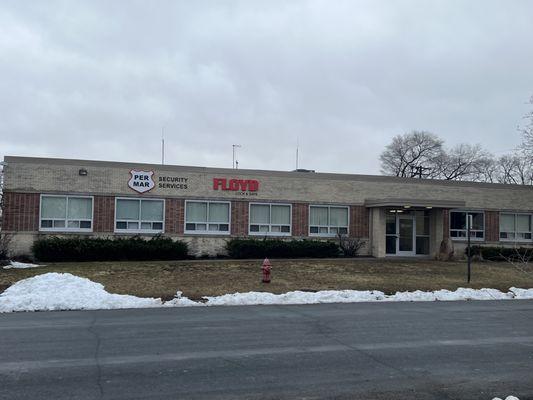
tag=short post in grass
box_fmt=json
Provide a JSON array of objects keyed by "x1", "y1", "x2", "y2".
[
  {"x1": 467, "y1": 214, "x2": 472, "y2": 284},
  {"x1": 262, "y1": 258, "x2": 271, "y2": 283}
]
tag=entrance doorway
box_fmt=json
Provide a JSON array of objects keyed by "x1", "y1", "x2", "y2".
[{"x1": 386, "y1": 210, "x2": 430, "y2": 256}]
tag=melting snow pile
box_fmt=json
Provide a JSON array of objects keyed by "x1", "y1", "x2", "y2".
[
  {"x1": 1, "y1": 272, "x2": 533, "y2": 313},
  {"x1": 0, "y1": 273, "x2": 166, "y2": 312},
  {"x1": 3, "y1": 261, "x2": 43, "y2": 269},
  {"x1": 203, "y1": 287, "x2": 533, "y2": 306}
]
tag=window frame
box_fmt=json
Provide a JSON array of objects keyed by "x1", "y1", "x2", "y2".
[
  {"x1": 308, "y1": 204, "x2": 350, "y2": 237},
  {"x1": 39, "y1": 194, "x2": 94, "y2": 233},
  {"x1": 184, "y1": 200, "x2": 231, "y2": 235},
  {"x1": 449, "y1": 210, "x2": 485, "y2": 241},
  {"x1": 249, "y1": 202, "x2": 292, "y2": 236},
  {"x1": 499, "y1": 212, "x2": 533, "y2": 242},
  {"x1": 114, "y1": 197, "x2": 165, "y2": 234}
]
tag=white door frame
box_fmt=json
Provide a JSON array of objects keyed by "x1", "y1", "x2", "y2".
[{"x1": 396, "y1": 214, "x2": 416, "y2": 256}]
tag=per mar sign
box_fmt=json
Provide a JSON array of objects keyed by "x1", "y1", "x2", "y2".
[{"x1": 128, "y1": 170, "x2": 155, "y2": 193}]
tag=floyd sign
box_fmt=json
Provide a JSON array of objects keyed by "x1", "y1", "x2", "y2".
[{"x1": 128, "y1": 170, "x2": 155, "y2": 193}]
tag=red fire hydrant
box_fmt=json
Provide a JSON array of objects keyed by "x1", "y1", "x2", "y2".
[{"x1": 262, "y1": 258, "x2": 271, "y2": 283}]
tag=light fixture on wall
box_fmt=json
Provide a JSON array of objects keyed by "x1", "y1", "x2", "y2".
[{"x1": 78, "y1": 168, "x2": 88, "y2": 176}]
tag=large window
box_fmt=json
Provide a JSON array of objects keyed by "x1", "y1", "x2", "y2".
[
  {"x1": 249, "y1": 203, "x2": 291, "y2": 235},
  {"x1": 309, "y1": 205, "x2": 349, "y2": 236},
  {"x1": 450, "y1": 211, "x2": 484, "y2": 240},
  {"x1": 40, "y1": 195, "x2": 93, "y2": 231},
  {"x1": 185, "y1": 201, "x2": 230, "y2": 234},
  {"x1": 500, "y1": 213, "x2": 532, "y2": 241},
  {"x1": 115, "y1": 198, "x2": 164, "y2": 233},
  {"x1": 415, "y1": 210, "x2": 430, "y2": 254}
]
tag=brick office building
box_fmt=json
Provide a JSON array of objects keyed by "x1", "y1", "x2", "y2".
[{"x1": 2, "y1": 156, "x2": 533, "y2": 258}]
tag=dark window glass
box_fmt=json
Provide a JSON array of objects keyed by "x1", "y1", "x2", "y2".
[
  {"x1": 339, "y1": 227, "x2": 348, "y2": 235},
  {"x1": 386, "y1": 236, "x2": 396, "y2": 254},
  {"x1": 416, "y1": 237, "x2": 430, "y2": 255},
  {"x1": 386, "y1": 216, "x2": 396, "y2": 235},
  {"x1": 310, "y1": 226, "x2": 319, "y2": 233},
  {"x1": 219, "y1": 224, "x2": 229, "y2": 231},
  {"x1": 80, "y1": 221, "x2": 91, "y2": 229},
  {"x1": 41, "y1": 220, "x2": 53, "y2": 228},
  {"x1": 116, "y1": 221, "x2": 127, "y2": 229},
  {"x1": 250, "y1": 225, "x2": 259, "y2": 232},
  {"x1": 152, "y1": 222, "x2": 163, "y2": 230},
  {"x1": 450, "y1": 212, "x2": 466, "y2": 230},
  {"x1": 281, "y1": 226, "x2": 290, "y2": 233},
  {"x1": 471, "y1": 213, "x2": 484, "y2": 230},
  {"x1": 186, "y1": 223, "x2": 196, "y2": 231}
]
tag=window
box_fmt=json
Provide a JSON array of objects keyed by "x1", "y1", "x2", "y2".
[
  {"x1": 185, "y1": 201, "x2": 230, "y2": 234},
  {"x1": 500, "y1": 213, "x2": 532, "y2": 241},
  {"x1": 40, "y1": 195, "x2": 93, "y2": 231},
  {"x1": 115, "y1": 198, "x2": 164, "y2": 233},
  {"x1": 249, "y1": 203, "x2": 291, "y2": 235},
  {"x1": 415, "y1": 210, "x2": 430, "y2": 254},
  {"x1": 309, "y1": 205, "x2": 349, "y2": 236},
  {"x1": 450, "y1": 211, "x2": 484, "y2": 240}
]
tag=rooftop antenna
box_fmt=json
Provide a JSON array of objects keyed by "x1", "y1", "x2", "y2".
[
  {"x1": 161, "y1": 127, "x2": 165, "y2": 165},
  {"x1": 295, "y1": 136, "x2": 299, "y2": 170},
  {"x1": 232, "y1": 144, "x2": 241, "y2": 169}
]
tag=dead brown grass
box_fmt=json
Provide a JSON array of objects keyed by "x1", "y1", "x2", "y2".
[{"x1": 1, "y1": 258, "x2": 533, "y2": 300}]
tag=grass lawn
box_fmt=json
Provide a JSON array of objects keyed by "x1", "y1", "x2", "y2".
[{"x1": 2, "y1": 258, "x2": 533, "y2": 301}]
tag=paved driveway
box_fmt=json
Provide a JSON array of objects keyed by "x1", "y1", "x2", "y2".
[{"x1": 1, "y1": 300, "x2": 532, "y2": 399}]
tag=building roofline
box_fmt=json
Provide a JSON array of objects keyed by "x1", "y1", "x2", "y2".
[{"x1": 4, "y1": 155, "x2": 533, "y2": 191}]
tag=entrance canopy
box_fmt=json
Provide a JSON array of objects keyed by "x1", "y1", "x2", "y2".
[{"x1": 364, "y1": 198, "x2": 466, "y2": 209}]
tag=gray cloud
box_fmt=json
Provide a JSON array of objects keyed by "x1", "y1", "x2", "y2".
[{"x1": 1, "y1": 0, "x2": 532, "y2": 174}]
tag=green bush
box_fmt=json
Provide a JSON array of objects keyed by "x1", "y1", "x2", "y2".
[
  {"x1": 468, "y1": 245, "x2": 533, "y2": 261},
  {"x1": 32, "y1": 235, "x2": 189, "y2": 262},
  {"x1": 226, "y1": 238, "x2": 340, "y2": 259}
]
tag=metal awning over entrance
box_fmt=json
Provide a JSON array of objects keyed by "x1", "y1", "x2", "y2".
[{"x1": 364, "y1": 198, "x2": 466, "y2": 209}]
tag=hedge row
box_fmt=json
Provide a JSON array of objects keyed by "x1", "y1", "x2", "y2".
[
  {"x1": 468, "y1": 245, "x2": 533, "y2": 261},
  {"x1": 32, "y1": 236, "x2": 188, "y2": 262},
  {"x1": 225, "y1": 238, "x2": 340, "y2": 259}
]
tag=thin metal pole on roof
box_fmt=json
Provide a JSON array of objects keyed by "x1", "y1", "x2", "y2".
[
  {"x1": 161, "y1": 127, "x2": 165, "y2": 165},
  {"x1": 296, "y1": 137, "x2": 299, "y2": 170},
  {"x1": 232, "y1": 144, "x2": 241, "y2": 169}
]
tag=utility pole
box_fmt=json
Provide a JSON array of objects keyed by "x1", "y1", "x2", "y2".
[
  {"x1": 467, "y1": 214, "x2": 472, "y2": 283},
  {"x1": 232, "y1": 144, "x2": 241, "y2": 169}
]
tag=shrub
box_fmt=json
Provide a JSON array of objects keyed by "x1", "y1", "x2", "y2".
[
  {"x1": 468, "y1": 245, "x2": 533, "y2": 262},
  {"x1": 226, "y1": 238, "x2": 340, "y2": 259},
  {"x1": 32, "y1": 235, "x2": 188, "y2": 262}
]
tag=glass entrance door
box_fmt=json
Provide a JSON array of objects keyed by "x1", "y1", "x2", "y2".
[
  {"x1": 397, "y1": 216, "x2": 415, "y2": 256},
  {"x1": 385, "y1": 211, "x2": 418, "y2": 256}
]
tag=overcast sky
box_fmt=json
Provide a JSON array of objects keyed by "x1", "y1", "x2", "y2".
[{"x1": 1, "y1": 0, "x2": 532, "y2": 174}]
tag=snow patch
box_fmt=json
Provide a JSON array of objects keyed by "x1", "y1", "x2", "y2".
[
  {"x1": 1, "y1": 273, "x2": 532, "y2": 313},
  {"x1": 3, "y1": 261, "x2": 43, "y2": 269},
  {"x1": 0, "y1": 273, "x2": 164, "y2": 312},
  {"x1": 202, "y1": 287, "x2": 514, "y2": 306},
  {"x1": 492, "y1": 396, "x2": 520, "y2": 400}
]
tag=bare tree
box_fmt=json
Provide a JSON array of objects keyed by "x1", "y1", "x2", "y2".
[
  {"x1": 496, "y1": 152, "x2": 533, "y2": 185},
  {"x1": 519, "y1": 96, "x2": 533, "y2": 155},
  {"x1": 435, "y1": 144, "x2": 494, "y2": 181},
  {"x1": 470, "y1": 155, "x2": 498, "y2": 183},
  {"x1": 380, "y1": 131, "x2": 444, "y2": 178}
]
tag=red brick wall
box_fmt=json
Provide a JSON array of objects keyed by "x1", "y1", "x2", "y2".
[
  {"x1": 350, "y1": 205, "x2": 369, "y2": 237},
  {"x1": 292, "y1": 203, "x2": 309, "y2": 236},
  {"x1": 93, "y1": 196, "x2": 115, "y2": 232},
  {"x1": 485, "y1": 211, "x2": 499, "y2": 242},
  {"x1": 1, "y1": 192, "x2": 40, "y2": 231},
  {"x1": 165, "y1": 198, "x2": 184, "y2": 234},
  {"x1": 231, "y1": 200, "x2": 249, "y2": 236}
]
